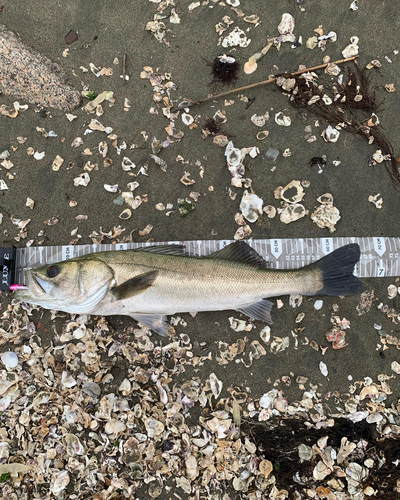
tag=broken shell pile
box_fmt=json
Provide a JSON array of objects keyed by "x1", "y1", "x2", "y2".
[{"x1": 0, "y1": 306, "x2": 399, "y2": 499}]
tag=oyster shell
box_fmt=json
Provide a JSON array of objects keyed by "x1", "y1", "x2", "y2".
[
  {"x1": 280, "y1": 203, "x2": 308, "y2": 224},
  {"x1": 280, "y1": 180, "x2": 305, "y2": 203},
  {"x1": 342, "y1": 36, "x2": 359, "y2": 58},
  {"x1": 240, "y1": 190, "x2": 263, "y2": 223},
  {"x1": 278, "y1": 13, "x2": 295, "y2": 35}
]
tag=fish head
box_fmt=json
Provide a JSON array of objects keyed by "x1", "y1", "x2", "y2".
[{"x1": 14, "y1": 258, "x2": 115, "y2": 314}]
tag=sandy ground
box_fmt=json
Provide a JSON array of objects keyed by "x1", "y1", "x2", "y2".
[{"x1": 0, "y1": 0, "x2": 399, "y2": 497}]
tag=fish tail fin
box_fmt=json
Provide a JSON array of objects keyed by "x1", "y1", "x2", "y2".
[{"x1": 312, "y1": 243, "x2": 363, "y2": 296}]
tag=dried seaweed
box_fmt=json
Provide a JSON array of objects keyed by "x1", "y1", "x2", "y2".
[
  {"x1": 285, "y1": 63, "x2": 400, "y2": 191},
  {"x1": 209, "y1": 55, "x2": 240, "y2": 88}
]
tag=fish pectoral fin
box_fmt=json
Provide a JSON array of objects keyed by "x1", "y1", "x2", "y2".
[
  {"x1": 236, "y1": 299, "x2": 273, "y2": 323},
  {"x1": 131, "y1": 314, "x2": 169, "y2": 336},
  {"x1": 112, "y1": 270, "x2": 158, "y2": 300},
  {"x1": 207, "y1": 241, "x2": 267, "y2": 269}
]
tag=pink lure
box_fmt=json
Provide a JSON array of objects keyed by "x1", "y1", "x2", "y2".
[{"x1": 10, "y1": 284, "x2": 29, "y2": 291}]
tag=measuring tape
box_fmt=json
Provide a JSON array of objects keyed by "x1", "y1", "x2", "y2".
[{"x1": 1, "y1": 236, "x2": 399, "y2": 291}]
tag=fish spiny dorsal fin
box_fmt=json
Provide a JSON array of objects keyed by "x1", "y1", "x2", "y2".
[
  {"x1": 112, "y1": 270, "x2": 158, "y2": 300},
  {"x1": 207, "y1": 241, "x2": 267, "y2": 269},
  {"x1": 138, "y1": 244, "x2": 189, "y2": 256}
]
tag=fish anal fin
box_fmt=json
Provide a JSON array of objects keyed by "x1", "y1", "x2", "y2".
[
  {"x1": 131, "y1": 313, "x2": 169, "y2": 336},
  {"x1": 236, "y1": 299, "x2": 273, "y2": 323},
  {"x1": 208, "y1": 242, "x2": 267, "y2": 269},
  {"x1": 112, "y1": 270, "x2": 158, "y2": 300}
]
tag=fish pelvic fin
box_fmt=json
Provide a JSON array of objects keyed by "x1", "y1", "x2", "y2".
[
  {"x1": 310, "y1": 243, "x2": 363, "y2": 296},
  {"x1": 112, "y1": 270, "x2": 158, "y2": 300},
  {"x1": 130, "y1": 313, "x2": 169, "y2": 336},
  {"x1": 207, "y1": 241, "x2": 268, "y2": 269},
  {"x1": 236, "y1": 299, "x2": 273, "y2": 324}
]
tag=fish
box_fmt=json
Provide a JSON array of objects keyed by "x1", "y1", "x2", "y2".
[{"x1": 13, "y1": 242, "x2": 363, "y2": 336}]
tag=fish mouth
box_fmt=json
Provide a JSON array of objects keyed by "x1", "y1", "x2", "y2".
[{"x1": 32, "y1": 273, "x2": 51, "y2": 294}]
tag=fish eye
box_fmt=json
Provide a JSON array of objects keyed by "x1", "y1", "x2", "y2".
[{"x1": 46, "y1": 265, "x2": 60, "y2": 278}]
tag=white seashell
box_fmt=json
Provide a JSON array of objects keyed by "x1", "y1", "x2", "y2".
[
  {"x1": 259, "y1": 325, "x2": 271, "y2": 343},
  {"x1": 33, "y1": 151, "x2": 45, "y2": 160},
  {"x1": 1, "y1": 352, "x2": 18, "y2": 369},
  {"x1": 259, "y1": 459, "x2": 273, "y2": 478},
  {"x1": 104, "y1": 184, "x2": 119, "y2": 192},
  {"x1": 280, "y1": 180, "x2": 305, "y2": 203},
  {"x1": 342, "y1": 36, "x2": 359, "y2": 58},
  {"x1": 319, "y1": 361, "x2": 328, "y2": 376},
  {"x1": 0, "y1": 179, "x2": 9, "y2": 190},
  {"x1": 99, "y1": 141, "x2": 108, "y2": 157},
  {"x1": 306, "y1": 36, "x2": 318, "y2": 49},
  {"x1": 71, "y1": 136, "x2": 83, "y2": 147},
  {"x1": 145, "y1": 417, "x2": 165, "y2": 438},
  {"x1": 127, "y1": 181, "x2": 139, "y2": 191},
  {"x1": 52, "y1": 155, "x2": 64, "y2": 171},
  {"x1": 311, "y1": 204, "x2": 341, "y2": 233},
  {"x1": 275, "y1": 111, "x2": 291, "y2": 126},
  {"x1": 322, "y1": 125, "x2": 340, "y2": 142},
  {"x1": 259, "y1": 389, "x2": 278, "y2": 409},
  {"x1": 313, "y1": 460, "x2": 331, "y2": 480},
  {"x1": 121, "y1": 156, "x2": 136, "y2": 171},
  {"x1": 226, "y1": 0, "x2": 240, "y2": 5},
  {"x1": 322, "y1": 94, "x2": 333, "y2": 105},
  {"x1": 388, "y1": 284, "x2": 398, "y2": 299},
  {"x1": 278, "y1": 13, "x2": 295, "y2": 35},
  {"x1": 263, "y1": 205, "x2": 276, "y2": 218},
  {"x1": 274, "y1": 397, "x2": 288, "y2": 412},
  {"x1": 240, "y1": 190, "x2": 263, "y2": 223},
  {"x1": 50, "y1": 471, "x2": 70, "y2": 495},
  {"x1": 280, "y1": 203, "x2": 308, "y2": 224},
  {"x1": 222, "y1": 27, "x2": 250, "y2": 48},
  {"x1": 186, "y1": 455, "x2": 199, "y2": 479},
  {"x1": 181, "y1": 113, "x2": 194, "y2": 126},
  {"x1": 61, "y1": 371, "x2": 77, "y2": 388},
  {"x1": 391, "y1": 361, "x2": 400, "y2": 374},
  {"x1": 349, "y1": 0, "x2": 358, "y2": 10},
  {"x1": 372, "y1": 150, "x2": 384, "y2": 163},
  {"x1": 225, "y1": 143, "x2": 242, "y2": 168},
  {"x1": 366, "y1": 412, "x2": 383, "y2": 424},
  {"x1": 105, "y1": 419, "x2": 126, "y2": 434},
  {"x1": 65, "y1": 433, "x2": 85, "y2": 456},
  {"x1": 119, "y1": 208, "x2": 132, "y2": 220},
  {"x1": 314, "y1": 300, "x2": 323, "y2": 310},
  {"x1": 298, "y1": 444, "x2": 313, "y2": 460},
  {"x1": 73, "y1": 172, "x2": 90, "y2": 187},
  {"x1": 251, "y1": 112, "x2": 269, "y2": 127},
  {"x1": 209, "y1": 373, "x2": 223, "y2": 399},
  {"x1": 256, "y1": 130, "x2": 269, "y2": 140},
  {"x1": 234, "y1": 225, "x2": 252, "y2": 240},
  {"x1": 325, "y1": 63, "x2": 341, "y2": 76}
]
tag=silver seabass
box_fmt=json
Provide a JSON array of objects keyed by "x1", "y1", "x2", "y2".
[{"x1": 14, "y1": 242, "x2": 363, "y2": 335}]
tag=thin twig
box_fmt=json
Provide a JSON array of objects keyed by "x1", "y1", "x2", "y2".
[
  {"x1": 123, "y1": 54, "x2": 127, "y2": 84},
  {"x1": 177, "y1": 56, "x2": 358, "y2": 110}
]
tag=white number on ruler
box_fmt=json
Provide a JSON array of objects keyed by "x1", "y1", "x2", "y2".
[
  {"x1": 271, "y1": 239, "x2": 282, "y2": 259},
  {"x1": 373, "y1": 237, "x2": 386, "y2": 257},
  {"x1": 322, "y1": 238, "x2": 334, "y2": 255}
]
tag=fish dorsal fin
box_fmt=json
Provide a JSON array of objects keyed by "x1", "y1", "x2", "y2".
[
  {"x1": 112, "y1": 270, "x2": 158, "y2": 300},
  {"x1": 138, "y1": 244, "x2": 189, "y2": 257},
  {"x1": 207, "y1": 242, "x2": 267, "y2": 269}
]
